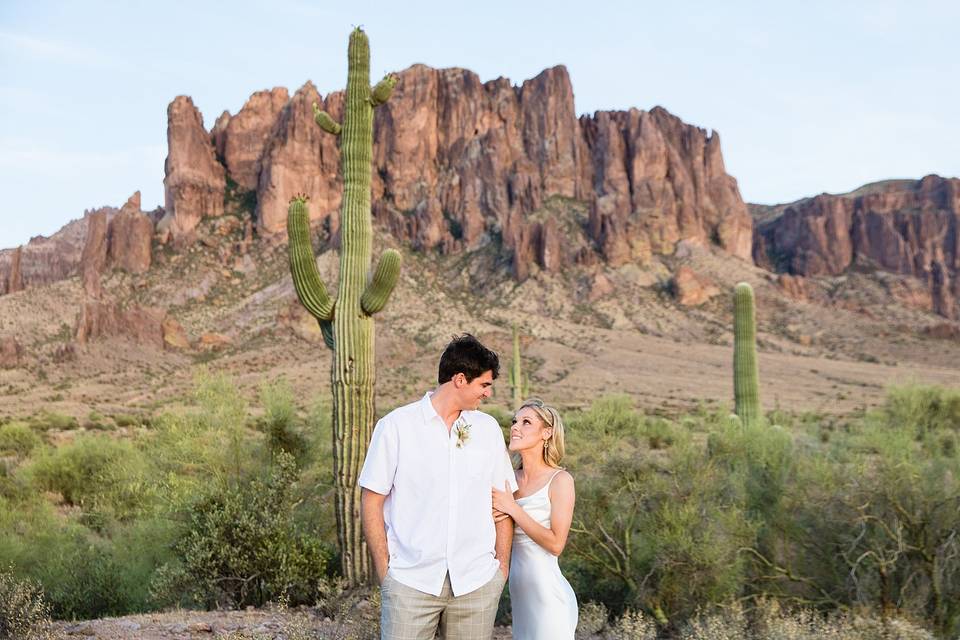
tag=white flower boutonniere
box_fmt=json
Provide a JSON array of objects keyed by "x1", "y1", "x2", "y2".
[{"x1": 454, "y1": 417, "x2": 472, "y2": 448}]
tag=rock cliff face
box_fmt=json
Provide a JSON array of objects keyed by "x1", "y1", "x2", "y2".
[
  {"x1": 164, "y1": 64, "x2": 754, "y2": 278},
  {"x1": 754, "y1": 176, "x2": 960, "y2": 318},
  {"x1": 220, "y1": 88, "x2": 289, "y2": 191},
  {"x1": 161, "y1": 96, "x2": 225, "y2": 243},
  {"x1": 0, "y1": 212, "x2": 107, "y2": 294},
  {"x1": 256, "y1": 82, "x2": 343, "y2": 235},
  {"x1": 107, "y1": 192, "x2": 153, "y2": 274},
  {"x1": 0, "y1": 192, "x2": 155, "y2": 299}
]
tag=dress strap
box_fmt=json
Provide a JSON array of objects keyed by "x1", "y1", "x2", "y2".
[{"x1": 543, "y1": 469, "x2": 564, "y2": 493}]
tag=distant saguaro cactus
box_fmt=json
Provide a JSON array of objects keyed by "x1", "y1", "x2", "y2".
[
  {"x1": 733, "y1": 282, "x2": 761, "y2": 427},
  {"x1": 286, "y1": 27, "x2": 401, "y2": 586},
  {"x1": 508, "y1": 323, "x2": 529, "y2": 408}
]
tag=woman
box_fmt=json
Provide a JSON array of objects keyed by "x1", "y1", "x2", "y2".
[{"x1": 492, "y1": 398, "x2": 578, "y2": 639}]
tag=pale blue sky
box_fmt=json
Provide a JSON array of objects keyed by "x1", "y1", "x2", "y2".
[{"x1": 1, "y1": 0, "x2": 957, "y2": 248}]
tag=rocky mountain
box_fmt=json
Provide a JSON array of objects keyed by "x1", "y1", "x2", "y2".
[
  {"x1": 2, "y1": 60, "x2": 959, "y2": 338},
  {"x1": 0, "y1": 193, "x2": 158, "y2": 298},
  {"x1": 753, "y1": 175, "x2": 960, "y2": 319},
  {"x1": 162, "y1": 63, "x2": 753, "y2": 280}
]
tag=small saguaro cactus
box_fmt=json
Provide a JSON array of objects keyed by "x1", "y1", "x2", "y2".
[
  {"x1": 286, "y1": 27, "x2": 401, "y2": 586},
  {"x1": 508, "y1": 323, "x2": 529, "y2": 408},
  {"x1": 733, "y1": 282, "x2": 761, "y2": 427}
]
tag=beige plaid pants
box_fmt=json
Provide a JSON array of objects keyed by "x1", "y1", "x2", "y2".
[{"x1": 380, "y1": 570, "x2": 506, "y2": 640}]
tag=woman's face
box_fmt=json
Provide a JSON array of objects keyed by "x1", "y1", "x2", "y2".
[{"x1": 509, "y1": 406, "x2": 551, "y2": 452}]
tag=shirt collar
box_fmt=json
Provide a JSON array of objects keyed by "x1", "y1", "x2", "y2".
[
  {"x1": 421, "y1": 391, "x2": 467, "y2": 427},
  {"x1": 420, "y1": 392, "x2": 444, "y2": 424}
]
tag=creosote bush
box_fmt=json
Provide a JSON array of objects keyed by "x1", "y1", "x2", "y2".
[{"x1": 0, "y1": 568, "x2": 56, "y2": 640}]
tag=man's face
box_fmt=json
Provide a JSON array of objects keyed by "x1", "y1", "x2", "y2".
[{"x1": 455, "y1": 370, "x2": 495, "y2": 410}]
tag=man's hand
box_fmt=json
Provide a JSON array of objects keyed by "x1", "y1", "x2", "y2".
[
  {"x1": 376, "y1": 562, "x2": 389, "y2": 585},
  {"x1": 492, "y1": 507, "x2": 512, "y2": 523},
  {"x1": 499, "y1": 558, "x2": 509, "y2": 580}
]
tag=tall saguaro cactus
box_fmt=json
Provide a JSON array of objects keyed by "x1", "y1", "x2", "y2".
[
  {"x1": 733, "y1": 282, "x2": 761, "y2": 427},
  {"x1": 508, "y1": 323, "x2": 529, "y2": 408},
  {"x1": 286, "y1": 27, "x2": 401, "y2": 585}
]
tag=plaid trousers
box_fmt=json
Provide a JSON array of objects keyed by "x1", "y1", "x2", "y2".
[{"x1": 380, "y1": 571, "x2": 506, "y2": 640}]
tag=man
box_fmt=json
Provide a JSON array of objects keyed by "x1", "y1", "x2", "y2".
[{"x1": 359, "y1": 334, "x2": 518, "y2": 640}]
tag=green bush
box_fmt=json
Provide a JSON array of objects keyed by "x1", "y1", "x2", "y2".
[
  {"x1": 566, "y1": 413, "x2": 754, "y2": 623},
  {"x1": 259, "y1": 379, "x2": 308, "y2": 464},
  {"x1": 29, "y1": 411, "x2": 79, "y2": 431},
  {"x1": 152, "y1": 452, "x2": 332, "y2": 609},
  {"x1": 26, "y1": 434, "x2": 153, "y2": 527},
  {"x1": 0, "y1": 422, "x2": 42, "y2": 458},
  {"x1": 883, "y1": 384, "x2": 960, "y2": 436},
  {"x1": 111, "y1": 413, "x2": 141, "y2": 428},
  {"x1": 568, "y1": 394, "x2": 643, "y2": 438},
  {"x1": 148, "y1": 372, "x2": 261, "y2": 504}
]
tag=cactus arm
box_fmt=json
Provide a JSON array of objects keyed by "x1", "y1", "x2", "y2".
[
  {"x1": 733, "y1": 282, "x2": 761, "y2": 427},
  {"x1": 319, "y1": 319, "x2": 335, "y2": 350},
  {"x1": 360, "y1": 249, "x2": 402, "y2": 315},
  {"x1": 313, "y1": 103, "x2": 342, "y2": 135},
  {"x1": 369, "y1": 74, "x2": 398, "y2": 107},
  {"x1": 287, "y1": 196, "x2": 335, "y2": 321}
]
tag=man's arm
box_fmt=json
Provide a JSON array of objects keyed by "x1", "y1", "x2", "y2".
[
  {"x1": 494, "y1": 514, "x2": 514, "y2": 579},
  {"x1": 361, "y1": 488, "x2": 390, "y2": 583}
]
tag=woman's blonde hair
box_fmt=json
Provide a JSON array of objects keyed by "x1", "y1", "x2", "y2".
[{"x1": 517, "y1": 398, "x2": 566, "y2": 468}]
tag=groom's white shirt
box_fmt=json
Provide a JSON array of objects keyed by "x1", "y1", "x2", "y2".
[{"x1": 359, "y1": 392, "x2": 518, "y2": 597}]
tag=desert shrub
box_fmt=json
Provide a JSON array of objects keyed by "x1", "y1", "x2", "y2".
[
  {"x1": 741, "y1": 399, "x2": 960, "y2": 636},
  {"x1": 576, "y1": 601, "x2": 609, "y2": 638},
  {"x1": 641, "y1": 418, "x2": 679, "y2": 450},
  {"x1": 568, "y1": 394, "x2": 643, "y2": 439},
  {"x1": 83, "y1": 410, "x2": 112, "y2": 431},
  {"x1": 35, "y1": 536, "x2": 130, "y2": 619},
  {"x1": 292, "y1": 400, "x2": 338, "y2": 548},
  {"x1": 604, "y1": 609, "x2": 657, "y2": 640},
  {"x1": 147, "y1": 372, "x2": 262, "y2": 505},
  {"x1": 28, "y1": 411, "x2": 78, "y2": 431},
  {"x1": 706, "y1": 419, "x2": 794, "y2": 522},
  {"x1": 0, "y1": 422, "x2": 42, "y2": 458},
  {"x1": 678, "y1": 604, "x2": 749, "y2": 640},
  {"x1": 259, "y1": 379, "x2": 308, "y2": 464},
  {"x1": 26, "y1": 434, "x2": 153, "y2": 527},
  {"x1": 0, "y1": 495, "x2": 158, "y2": 619},
  {"x1": 0, "y1": 568, "x2": 56, "y2": 640},
  {"x1": 882, "y1": 384, "x2": 960, "y2": 436},
  {"x1": 567, "y1": 417, "x2": 755, "y2": 623},
  {"x1": 314, "y1": 577, "x2": 381, "y2": 640},
  {"x1": 111, "y1": 413, "x2": 140, "y2": 428},
  {"x1": 152, "y1": 452, "x2": 332, "y2": 609}
]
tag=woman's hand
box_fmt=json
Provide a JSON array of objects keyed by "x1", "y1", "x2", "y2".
[{"x1": 492, "y1": 481, "x2": 519, "y2": 518}]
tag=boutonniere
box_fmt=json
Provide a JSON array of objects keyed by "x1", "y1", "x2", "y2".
[{"x1": 454, "y1": 417, "x2": 472, "y2": 448}]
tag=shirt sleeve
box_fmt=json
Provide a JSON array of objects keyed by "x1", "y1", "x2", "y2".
[
  {"x1": 493, "y1": 434, "x2": 519, "y2": 492},
  {"x1": 358, "y1": 417, "x2": 398, "y2": 495}
]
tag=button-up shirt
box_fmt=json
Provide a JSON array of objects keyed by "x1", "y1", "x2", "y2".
[{"x1": 358, "y1": 392, "x2": 518, "y2": 596}]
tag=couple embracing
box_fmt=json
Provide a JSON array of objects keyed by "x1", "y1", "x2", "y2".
[{"x1": 360, "y1": 334, "x2": 578, "y2": 639}]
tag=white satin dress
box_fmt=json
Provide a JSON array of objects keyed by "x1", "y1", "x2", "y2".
[{"x1": 509, "y1": 469, "x2": 578, "y2": 639}]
